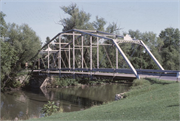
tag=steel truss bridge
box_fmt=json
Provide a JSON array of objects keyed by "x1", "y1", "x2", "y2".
[{"x1": 33, "y1": 29, "x2": 179, "y2": 81}]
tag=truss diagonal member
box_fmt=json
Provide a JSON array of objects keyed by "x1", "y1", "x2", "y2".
[
  {"x1": 51, "y1": 54, "x2": 57, "y2": 68},
  {"x1": 140, "y1": 40, "x2": 164, "y2": 70},
  {"x1": 103, "y1": 45, "x2": 114, "y2": 68},
  {"x1": 112, "y1": 39, "x2": 140, "y2": 79},
  {"x1": 41, "y1": 58, "x2": 46, "y2": 69}
]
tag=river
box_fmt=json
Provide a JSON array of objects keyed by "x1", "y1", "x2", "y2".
[{"x1": 1, "y1": 83, "x2": 130, "y2": 120}]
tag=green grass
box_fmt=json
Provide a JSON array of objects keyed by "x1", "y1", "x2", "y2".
[{"x1": 30, "y1": 78, "x2": 180, "y2": 120}]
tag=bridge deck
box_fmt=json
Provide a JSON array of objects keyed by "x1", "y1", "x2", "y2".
[{"x1": 33, "y1": 69, "x2": 179, "y2": 81}]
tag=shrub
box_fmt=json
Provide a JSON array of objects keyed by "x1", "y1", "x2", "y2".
[
  {"x1": 41, "y1": 101, "x2": 59, "y2": 117},
  {"x1": 12, "y1": 81, "x2": 22, "y2": 88},
  {"x1": 53, "y1": 77, "x2": 79, "y2": 87}
]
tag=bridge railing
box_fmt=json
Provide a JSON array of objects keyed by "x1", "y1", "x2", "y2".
[
  {"x1": 36, "y1": 68, "x2": 179, "y2": 77},
  {"x1": 136, "y1": 69, "x2": 179, "y2": 76}
]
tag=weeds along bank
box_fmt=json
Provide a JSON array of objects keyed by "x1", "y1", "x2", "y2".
[{"x1": 29, "y1": 78, "x2": 179, "y2": 120}]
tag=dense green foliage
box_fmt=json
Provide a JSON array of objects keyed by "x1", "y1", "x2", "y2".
[
  {"x1": 41, "y1": 101, "x2": 59, "y2": 117},
  {"x1": 0, "y1": 41, "x2": 18, "y2": 84},
  {"x1": 0, "y1": 12, "x2": 7, "y2": 37},
  {"x1": 30, "y1": 78, "x2": 179, "y2": 120},
  {"x1": 51, "y1": 78, "x2": 78, "y2": 87},
  {"x1": 159, "y1": 28, "x2": 180, "y2": 70},
  {"x1": 0, "y1": 12, "x2": 41, "y2": 90},
  {"x1": 60, "y1": 3, "x2": 93, "y2": 31}
]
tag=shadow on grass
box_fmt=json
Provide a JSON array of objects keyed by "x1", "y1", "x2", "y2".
[
  {"x1": 145, "y1": 78, "x2": 173, "y2": 85},
  {"x1": 167, "y1": 104, "x2": 179, "y2": 107}
]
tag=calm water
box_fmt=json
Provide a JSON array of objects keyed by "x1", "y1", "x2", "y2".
[{"x1": 1, "y1": 83, "x2": 130, "y2": 120}]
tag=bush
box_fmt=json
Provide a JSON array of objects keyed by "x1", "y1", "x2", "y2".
[
  {"x1": 41, "y1": 101, "x2": 59, "y2": 117},
  {"x1": 53, "y1": 78, "x2": 78, "y2": 87},
  {"x1": 12, "y1": 81, "x2": 22, "y2": 88}
]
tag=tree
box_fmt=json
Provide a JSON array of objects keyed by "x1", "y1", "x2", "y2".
[
  {"x1": 5, "y1": 23, "x2": 41, "y2": 67},
  {"x1": 93, "y1": 16, "x2": 106, "y2": 31},
  {"x1": 0, "y1": 12, "x2": 7, "y2": 38},
  {"x1": 60, "y1": 3, "x2": 93, "y2": 31},
  {"x1": 106, "y1": 22, "x2": 121, "y2": 35},
  {"x1": 159, "y1": 28, "x2": 180, "y2": 70},
  {"x1": 1, "y1": 14, "x2": 42, "y2": 90},
  {"x1": 0, "y1": 41, "x2": 18, "y2": 89}
]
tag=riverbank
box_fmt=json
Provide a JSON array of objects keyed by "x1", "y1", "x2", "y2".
[{"x1": 30, "y1": 78, "x2": 179, "y2": 120}]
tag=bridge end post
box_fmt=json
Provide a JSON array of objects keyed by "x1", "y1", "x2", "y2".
[
  {"x1": 176, "y1": 72, "x2": 180, "y2": 82},
  {"x1": 137, "y1": 75, "x2": 140, "y2": 79}
]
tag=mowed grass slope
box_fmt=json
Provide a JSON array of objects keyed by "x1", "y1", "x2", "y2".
[{"x1": 31, "y1": 78, "x2": 180, "y2": 120}]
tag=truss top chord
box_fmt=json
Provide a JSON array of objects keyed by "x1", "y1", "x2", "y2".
[{"x1": 61, "y1": 33, "x2": 82, "y2": 36}]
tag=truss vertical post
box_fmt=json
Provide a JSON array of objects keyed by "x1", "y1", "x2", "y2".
[
  {"x1": 58, "y1": 35, "x2": 61, "y2": 70},
  {"x1": 38, "y1": 58, "x2": 40, "y2": 69},
  {"x1": 68, "y1": 44, "x2": 71, "y2": 70},
  {"x1": 58, "y1": 35, "x2": 62, "y2": 78},
  {"x1": 116, "y1": 48, "x2": 118, "y2": 70},
  {"x1": 73, "y1": 32, "x2": 75, "y2": 78},
  {"x1": 81, "y1": 36, "x2": 84, "y2": 70},
  {"x1": 48, "y1": 44, "x2": 50, "y2": 69},
  {"x1": 112, "y1": 39, "x2": 140, "y2": 79},
  {"x1": 97, "y1": 36, "x2": 99, "y2": 70},
  {"x1": 90, "y1": 36, "x2": 92, "y2": 75},
  {"x1": 140, "y1": 40, "x2": 164, "y2": 70}
]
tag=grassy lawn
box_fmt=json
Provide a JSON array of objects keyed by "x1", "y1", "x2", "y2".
[{"x1": 30, "y1": 78, "x2": 180, "y2": 120}]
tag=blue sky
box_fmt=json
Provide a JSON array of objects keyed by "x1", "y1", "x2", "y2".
[{"x1": 0, "y1": 0, "x2": 179, "y2": 44}]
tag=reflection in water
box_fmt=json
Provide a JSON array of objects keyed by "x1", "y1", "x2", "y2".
[
  {"x1": 1, "y1": 90, "x2": 47, "y2": 120},
  {"x1": 1, "y1": 83, "x2": 130, "y2": 120}
]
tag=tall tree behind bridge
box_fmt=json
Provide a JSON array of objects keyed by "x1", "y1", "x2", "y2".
[
  {"x1": 159, "y1": 28, "x2": 180, "y2": 70},
  {"x1": 60, "y1": 3, "x2": 93, "y2": 31}
]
